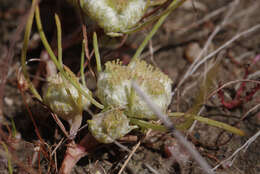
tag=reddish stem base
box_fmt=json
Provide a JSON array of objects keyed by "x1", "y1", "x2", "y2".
[{"x1": 59, "y1": 133, "x2": 100, "y2": 174}]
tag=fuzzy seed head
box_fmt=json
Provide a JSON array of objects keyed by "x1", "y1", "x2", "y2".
[
  {"x1": 80, "y1": 0, "x2": 147, "y2": 36},
  {"x1": 88, "y1": 109, "x2": 137, "y2": 143},
  {"x1": 97, "y1": 59, "x2": 173, "y2": 119},
  {"x1": 42, "y1": 73, "x2": 91, "y2": 121}
]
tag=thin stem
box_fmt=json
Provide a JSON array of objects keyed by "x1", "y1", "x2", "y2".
[
  {"x1": 1, "y1": 142, "x2": 13, "y2": 174},
  {"x1": 168, "y1": 112, "x2": 245, "y2": 136},
  {"x1": 129, "y1": 118, "x2": 167, "y2": 131},
  {"x1": 35, "y1": 6, "x2": 62, "y2": 71},
  {"x1": 193, "y1": 115, "x2": 245, "y2": 136},
  {"x1": 127, "y1": 86, "x2": 135, "y2": 115},
  {"x1": 93, "y1": 32, "x2": 102, "y2": 73},
  {"x1": 35, "y1": 6, "x2": 104, "y2": 109},
  {"x1": 65, "y1": 68, "x2": 104, "y2": 109},
  {"x1": 144, "y1": 0, "x2": 151, "y2": 13},
  {"x1": 80, "y1": 40, "x2": 86, "y2": 86},
  {"x1": 132, "y1": 0, "x2": 186, "y2": 61},
  {"x1": 55, "y1": 14, "x2": 63, "y2": 66},
  {"x1": 11, "y1": 118, "x2": 17, "y2": 137},
  {"x1": 21, "y1": 0, "x2": 42, "y2": 101}
]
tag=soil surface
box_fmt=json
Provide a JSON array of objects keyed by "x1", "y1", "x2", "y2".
[{"x1": 0, "y1": 0, "x2": 260, "y2": 174}]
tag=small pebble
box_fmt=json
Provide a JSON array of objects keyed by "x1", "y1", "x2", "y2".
[
  {"x1": 4, "y1": 97, "x2": 13, "y2": 106},
  {"x1": 184, "y1": 42, "x2": 202, "y2": 63}
]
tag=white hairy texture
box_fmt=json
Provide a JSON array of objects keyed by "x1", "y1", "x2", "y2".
[
  {"x1": 81, "y1": 0, "x2": 146, "y2": 34},
  {"x1": 119, "y1": 0, "x2": 146, "y2": 29},
  {"x1": 97, "y1": 60, "x2": 173, "y2": 119},
  {"x1": 88, "y1": 112, "x2": 114, "y2": 143},
  {"x1": 42, "y1": 74, "x2": 91, "y2": 121},
  {"x1": 97, "y1": 72, "x2": 129, "y2": 107},
  {"x1": 88, "y1": 110, "x2": 137, "y2": 143},
  {"x1": 130, "y1": 78, "x2": 172, "y2": 118}
]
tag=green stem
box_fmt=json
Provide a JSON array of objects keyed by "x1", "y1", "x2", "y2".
[
  {"x1": 168, "y1": 112, "x2": 245, "y2": 136},
  {"x1": 11, "y1": 118, "x2": 17, "y2": 137},
  {"x1": 55, "y1": 14, "x2": 63, "y2": 66},
  {"x1": 131, "y1": 111, "x2": 244, "y2": 136},
  {"x1": 144, "y1": 0, "x2": 151, "y2": 13},
  {"x1": 21, "y1": 0, "x2": 42, "y2": 101},
  {"x1": 150, "y1": 0, "x2": 168, "y2": 6},
  {"x1": 127, "y1": 0, "x2": 186, "y2": 34},
  {"x1": 35, "y1": 7, "x2": 104, "y2": 109},
  {"x1": 80, "y1": 40, "x2": 86, "y2": 86},
  {"x1": 66, "y1": 69, "x2": 104, "y2": 109},
  {"x1": 168, "y1": 112, "x2": 195, "y2": 130},
  {"x1": 130, "y1": 111, "x2": 245, "y2": 136},
  {"x1": 127, "y1": 86, "x2": 135, "y2": 116},
  {"x1": 130, "y1": 118, "x2": 167, "y2": 131},
  {"x1": 193, "y1": 115, "x2": 245, "y2": 136},
  {"x1": 131, "y1": 0, "x2": 186, "y2": 61},
  {"x1": 35, "y1": 6, "x2": 62, "y2": 71},
  {"x1": 1, "y1": 142, "x2": 13, "y2": 174},
  {"x1": 93, "y1": 32, "x2": 102, "y2": 73}
]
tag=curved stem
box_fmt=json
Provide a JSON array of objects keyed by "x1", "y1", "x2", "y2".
[
  {"x1": 127, "y1": 0, "x2": 186, "y2": 34},
  {"x1": 129, "y1": 118, "x2": 167, "y2": 131},
  {"x1": 35, "y1": 6, "x2": 61, "y2": 71},
  {"x1": 21, "y1": 0, "x2": 42, "y2": 101},
  {"x1": 130, "y1": 112, "x2": 245, "y2": 136},
  {"x1": 93, "y1": 32, "x2": 102, "y2": 73},
  {"x1": 35, "y1": 7, "x2": 104, "y2": 109},
  {"x1": 131, "y1": 0, "x2": 186, "y2": 62},
  {"x1": 168, "y1": 112, "x2": 245, "y2": 136},
  {"x1": 1, "y1": 142, "x2": 13, "y2": 174},
  {"x1": 55, "y1": 14, "x2": 63, "y2": 66},
  {"x1": 193, "y1": 115, "x2": 245, "y2": 136},
  {"x1": 80, "y1": 40, "x2": 86, "y2": 86}
]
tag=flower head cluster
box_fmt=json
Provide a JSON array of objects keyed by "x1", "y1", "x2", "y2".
[
  {"x1": 42, "y1": 73, "x2": 91, "y2": 122},
  {"x1": 79, "y1": 0, "x2": 147, "y2": 36},
  {"x1": 88, "y1": 109, "x2": 137, "y2": 143},
  {"x1": 97, "y1": 59, "x2": 173, "y2": 119}
]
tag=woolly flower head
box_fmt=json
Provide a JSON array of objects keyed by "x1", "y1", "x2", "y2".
[
  {"x1": 88, "y1": 109, "x2": 137, "y2": 143},
  {"x1": 97, "y1": 59, "x2": 173, "y2": 119},
  {"x1": 79, "y1": 0, "x2": 147, "y2": 36},
  {"x1": 42, "y1": 73, "x2": 91, "y2": 121}
]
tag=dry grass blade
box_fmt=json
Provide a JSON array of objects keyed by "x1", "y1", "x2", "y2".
[
  {"x1": 240, "y1": 103, "x2": 260, "y2": 121},
  {"x1": 189, "y1": 24, "x2": 260, "y2": 76},
  {"x1": 207, "y1": 79, "x2": 260, "y2": 100},
  {"x1": 132, "y1": 81, "x2": 214, "y2": 174},
  {"x1": 117, "y1": 141, "x2": 141, "y2": 174},
  {"x1": 0, "y1": 143, "x2": 38, "y2": 174},
  {"x1": 177, "y1": 0, "x2": 240, "y2": 89},
  {"x1": 212, "y1": 130, "x2": 260, "y2": 171},
  {"x1": 176, "y1": 0, "x2": 260, "y2": 94},
  {"x1": 117, "y1": 126, "x2": 155, "y2": 174},
  {"x1": 144, "y1": 163, "x2": 160, "y2": 174},
  {"x1": 176, "y1": 5, "x2": 228, "y2": 35},
  {"x1": 0, "y1": 0, "x2": 39, "y2": 121}
]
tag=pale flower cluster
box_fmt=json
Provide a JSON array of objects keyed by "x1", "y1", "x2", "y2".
[
  {"x1": 80, "y1": 0, "x2": 147, "y2": 36},
  {"x1": 42, "y1": 73, "x2": 91, "y2": 121},
  {"x1": 88, "y1": 109, "x2": 137, "y2": 143},
  {"x1": 97, "y1": 59, "x2": 173, "y2": 119}
]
